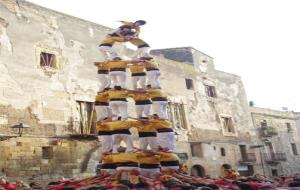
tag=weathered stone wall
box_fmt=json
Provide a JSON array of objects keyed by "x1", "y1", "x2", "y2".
[
  {"x1": 0, "y1": 137, "x2": 100, "y2": 183},
  {"x1": 251, "y1": 107, "x2": 300, "y2": 177},
  {"x1": 0, "y1": 0, "x2": 264, "y2": 179},
  {"x1": 294, "y1": 112, "x2": 300, "y2": 140},
  {"x1": 153, "y1": 49, "x2": 261, "y2": 177}
]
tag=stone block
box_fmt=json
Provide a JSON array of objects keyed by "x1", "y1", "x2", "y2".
[
  {"x1": 28, "y1": 167, "x2": 41, "y2": 171},
  {"x1": 42, "y1": 108, "x2": 65, "y2": 121},
  {"x1": 0, "y1": 114, "x2": 8, "y2": 124}
]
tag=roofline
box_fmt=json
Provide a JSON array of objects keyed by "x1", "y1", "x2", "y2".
[
  {"x1": 22, "y1": 0, "x2": 112, "y2": 31},
  {"x1": 151, "y1": 46, "x2": 214, "y2": 59}
]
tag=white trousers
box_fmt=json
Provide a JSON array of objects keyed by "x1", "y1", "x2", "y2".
[
  {"x1": 98, "y1": 46, "x2": 118, "y2": 60},
  {"x1": 139, "y1": 136, "x2": 158, "y2": 150},
  {"x1": 110, "y1": 101, "x2": 128, "y2": 121},
  {"x1": 146, "y1": 70, "x2": 161, "y2": 88},
  {"x1": 152, "y1": 101, "x2": 168, "y2": 119},
  {"x1": 98, "y1": 135, "x2": 113, "y2": 153},
  {"x1": 95, "y1": 106, "x2": 111, "y2": 121},
  {"x1": 133, "y1": 47, "x2": 150, "y2": 59},
  {"x1": 112, "y1": 134, "x2": 134, "y2": 153},
  {"x1": 132, "y1": 75, "x2": 146, "y2": 89},
  {"x1": 109, "y1": 71, "x2": 127, "y2": 89},
  {"x1": 135, "y1": 104, "x2": 151, "y2": 118},
  {"x1": 98, "y1": 74, "x2": 110, "y2": 92},
  {"x1": 140, "y1": 168, "x2": 160, "y2": 179},
  {"x1": 161, "y1": 166, "x2": 179, "y2": 171},
  {"x1": 157, "y1": 132, "x2": 175, "y2": 152}
]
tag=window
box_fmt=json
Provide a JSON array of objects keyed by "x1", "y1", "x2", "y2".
[
  {"x1": 291, "y1": 143, "x2": 298, "y2": 155},
  {"x1": 76, "y1": 101, "x2": 96, "y2": 134},
  {"x1": 191, "y1": 143, "x2": 203, "y2": 158},
  {"x1": 185, "y1": 79, "x2": 194, "y2": 90},
  {"x1": 42, "y1": 147, "x2": 53, "y2": 159},
  {"x1": 176, "y1": 153, "x2": 189, "y2": 161},
  {"x1": 220, "y1": 147, "x2": 226, "y2": 156},
  {"x1": 167, "y1": 102, "x2": 187, "y2": 129},
  {"x1": 286, "y1": 123, "x2": 292, "y2": 132},
  {"x1": 205, "y1": 85, "x2": 217, "y2": 97},
  {"x1": 271, "y1": 169, "x2": 278, "y2": 177},
  {"x1": 40, "y1": 52, "x2": 57, "y2": 68},
  {"x1": 220, "y1": 116, "x2": 235, "y2": 133}
]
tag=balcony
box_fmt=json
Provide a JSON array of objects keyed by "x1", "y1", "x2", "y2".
[
  {"x1": 259, "y1": 126, "x2": 278, "y2": 137},
  {"x1": 264, "y1": 153, "x2": 287, "y2": 164},
  {"x1": 239, "y1": 153, "x2": 257, "y2": 164}
]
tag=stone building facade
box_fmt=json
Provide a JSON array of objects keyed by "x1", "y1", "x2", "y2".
[
  {"x1": 0, "y1": 0, "x2": 299, "y2": 182},
  {"x1": 250, "y1": 107, "x2": 300, "y2": 177},
  {"x1": 152, "y1": 47, "x2": 262, "y2": 177}
]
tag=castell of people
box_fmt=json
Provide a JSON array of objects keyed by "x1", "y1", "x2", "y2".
[{"x1": 1, "y1": 0, "x2": 300, "y2": 189}]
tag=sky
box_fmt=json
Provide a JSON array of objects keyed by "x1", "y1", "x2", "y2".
[{"x1": 27, "y1": 0, "x2": 300, "y2": 111}]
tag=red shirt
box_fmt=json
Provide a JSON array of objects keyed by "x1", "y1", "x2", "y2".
[{"x1": 1, "y1": 183, "x2": 17, "y2": 190}]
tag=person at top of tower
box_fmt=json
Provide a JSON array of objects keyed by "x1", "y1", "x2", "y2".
[
  {"x1": 119, "y1": 20, "x2": 146, "y2": 37},
  {"x1": 98, "y1": 20, "x2": 150, "y2": 60}
]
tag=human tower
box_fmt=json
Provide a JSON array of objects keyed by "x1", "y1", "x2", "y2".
[{"x1": 95, "y1": 20, "x2": 180, "y2": 179}]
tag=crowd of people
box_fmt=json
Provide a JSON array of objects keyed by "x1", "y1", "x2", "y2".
[{"x1": 1, "y1": 173, "x2": 300, "y2": 190}]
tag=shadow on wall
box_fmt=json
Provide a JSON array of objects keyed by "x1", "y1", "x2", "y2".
[{"x1": 80, "y1": 144, "x2": 101, "y2": 173}]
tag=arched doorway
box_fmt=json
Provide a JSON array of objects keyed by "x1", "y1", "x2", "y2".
[
  {"x1": 191, "y1": 165, "x2": 206, "y2": 177},
  {"x1": 221, "y1": 164, "x2": 232, "y2": 176}
]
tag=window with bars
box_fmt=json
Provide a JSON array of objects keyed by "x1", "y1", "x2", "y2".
[
  {"x1": 205, "y1": 85, "x2": 217, "y2": 98},
  {"x1": 291, "y1": 143, "x2": 298, "y2": 155},
  {"x1": 167, "y1": 102, "x2": 187, "y2": 129},
  {"x1": 191, "y1": 143, "x2": 203, "y2": 158},
  {"x1": 40, "y1": 52, "x2": 57, "y2": 68},
  {"x1": 42, "y1": 146, "x2": 53, "y2": 159},
  {"x1": 286, "y1": 123, "x2": 292, "y2": 132},
  {"x1": 220, "y1": 116, "x2": 235, "y2": 133},
  {"x1": 185, "y1": 79, "x2": 194, "y2": 90},
  {"x1": 76, "y1": 101, "x2": 96, "y2": 134},
  {"x1": 220, "y1": 147, "x2": 226, "y2": 156}
]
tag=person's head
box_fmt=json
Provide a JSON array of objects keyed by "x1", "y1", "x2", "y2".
[
  {"x1": 288, "y1": 181, "x2": 300, "y2": 187},
  {"x1": 87, "y1": 187, "x2": 108, "y2": 190},
  {"x1": 113, "y1": 57, "x2": 122, "y2": 61},
  {"x1": 119, "y1": 25, "x2": 131, "y2": 32},
  {"x1": 152, "y1": 114, "x2": 160, "y2": 119},
  {"x1": 0, "y1": 178, "x2": 6, "y2": 185},
  {"x1": 259, "y1": 185, "x2": 276, "y2": 190},
  {"x1": 117, "y1": 146, "x2": 126, "y2": 153},
  {"x1": 207, "y1": 184, "x2": 219, "y2": 190},
  {"x1": 134, "y1": 20, "x2": 146, "y2": 26},
  {"x1": 294, "y1": 174, "x2": 300, "y2": 183},
  {"x1": 237, "y1": 183, "x2": 252, "y2": 190}
]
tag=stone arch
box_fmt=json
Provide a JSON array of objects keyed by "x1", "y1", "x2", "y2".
[
  {"x1": 191, "y1": 164, "x2": 206, "y2": 177},
  {"x1": 80, "y1": 144, "x2": 101, "y2": 173},
  {"x1": 221, "y1": 163, "x2": 232, "y2": 176}
]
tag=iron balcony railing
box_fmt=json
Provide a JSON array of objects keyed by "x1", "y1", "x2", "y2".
[
  {"x1": 239, "y1": 153, "x2": 257, "y2": 163},
  {"x1": 264, "y1": 153, "x2": 287, "y2": 163},
  {"x1": 259, "y1": 126, "x2": 278, "y2": 137}
]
